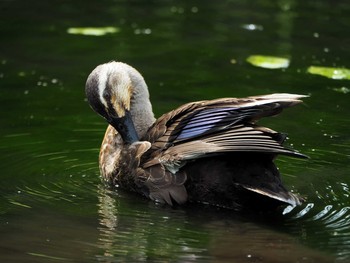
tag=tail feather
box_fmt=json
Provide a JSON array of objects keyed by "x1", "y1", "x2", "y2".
[{"x1": 241, "y1": 185, "x2": 302, "y2": 207}]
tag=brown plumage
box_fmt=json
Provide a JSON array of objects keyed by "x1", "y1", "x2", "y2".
[{"x1": 85, "y1": 61, "x2": 307, "y2": 210}]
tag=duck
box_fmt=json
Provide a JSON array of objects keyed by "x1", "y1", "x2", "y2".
[{"x1": 85, "y1": 61, "x2": 307, "y2": 210}]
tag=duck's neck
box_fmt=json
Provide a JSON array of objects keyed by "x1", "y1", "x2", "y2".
[{"x1": 129, "y1": 86, "x2": 156, "y2": 140}]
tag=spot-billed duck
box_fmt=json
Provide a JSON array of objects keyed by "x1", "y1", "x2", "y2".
[{"x1": 85, "y1": 61, "x2": 307, "y2": 210}]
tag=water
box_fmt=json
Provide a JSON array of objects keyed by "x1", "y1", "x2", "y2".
[{"x1": 1, "y1": 0, "x2": 350, "y2": 262}]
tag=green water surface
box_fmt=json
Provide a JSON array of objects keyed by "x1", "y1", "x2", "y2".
[{"x1": 1, "y1": 0, "x2": 350, "y2": 262}]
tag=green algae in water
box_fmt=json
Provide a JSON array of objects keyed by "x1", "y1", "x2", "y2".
[
  {"x1": 67, "y1": 27, "x2": 120, "y2": 36},
  {"x1": 307, "y1": 66, "x2": 350, "y2": 80},
  {"x1": 246, "y1": 55, "x2": 290, "y2": 69}
]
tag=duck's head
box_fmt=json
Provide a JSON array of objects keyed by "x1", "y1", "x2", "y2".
[{"x1": 85, "y1": 61, "x2": 141, "y2": 144}]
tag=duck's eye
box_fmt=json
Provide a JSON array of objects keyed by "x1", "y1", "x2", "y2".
[{"x1": 103, "y1": 87, "x2": 112, "y2": 103}]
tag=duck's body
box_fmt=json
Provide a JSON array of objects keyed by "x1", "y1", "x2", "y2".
[{"x1": 86, "y1": 61, "x2": 306, "y2": 210}]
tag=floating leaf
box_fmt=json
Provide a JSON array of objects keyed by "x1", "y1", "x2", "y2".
[
  {"x1": 307, "y1": 66, "x2": 350, "y2": 80},
  {"x1": 333, "y1": 87, "x2": 350, "y2": 94},
  {"x1": 67, "y1": 27, "x2": 120, "y2": 36},
  {"x1": 246, "y1": 55, "x2": 290, "y2": 69}
]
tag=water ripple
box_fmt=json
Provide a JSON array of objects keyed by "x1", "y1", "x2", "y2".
[
  {"x1": 293, "y1": 203, "x2": 315, "y2": 219},
  {"x1": 281, "y1": 179, "x2": 350, "y2": 262}
]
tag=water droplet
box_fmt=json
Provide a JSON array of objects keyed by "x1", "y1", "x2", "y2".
[
  {"x1": 170, "y1": 6, "x2": 184, "y2": 14},
  {"x1": 191, "y1": 6, "x2": 198, "y2": 13},
  {"x1": 242, "y1": 24, "x2": 263, "y2": 31},
  {"x1": 134, "y1": 28, "x2": 152, "y2": 35},
  {"x1": 144, "y1": 28, "x2": 151, "y2": 34},
  {"x1": 170, "y1": 6, "x2": 177, "y2": 13}
]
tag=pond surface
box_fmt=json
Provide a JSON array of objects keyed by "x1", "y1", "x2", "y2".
[{"x1": 1, "y1": 0, "x2": 350, "y2": 262}]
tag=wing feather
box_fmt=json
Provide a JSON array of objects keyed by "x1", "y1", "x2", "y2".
[{"x1": 142, "y1": 94, "x2": 307, "y2": 171}]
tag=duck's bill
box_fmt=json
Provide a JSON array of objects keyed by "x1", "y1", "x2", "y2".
[{"x1": 111, "y1": 110, "x2": 139, "y2": 144}]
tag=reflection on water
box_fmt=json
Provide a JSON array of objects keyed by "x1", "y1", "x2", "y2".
[
  {"x1": 96, "y1": 186, "x2": 337, "y2": 262},
  {"x1": 96, "y1": 186, "x2": 210, "y2": 262}
]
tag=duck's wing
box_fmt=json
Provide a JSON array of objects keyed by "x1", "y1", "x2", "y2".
[{"x1": 142, "y1": 93, "x2": 307, "y2": 172}]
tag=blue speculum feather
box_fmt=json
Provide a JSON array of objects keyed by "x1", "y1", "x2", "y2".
[
  {"x1": 176, "y1": 108, "x2": 233, "y2": 140},
  {"x1": 175, "y1": 107, "x2": 260, "y2": 140}
]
